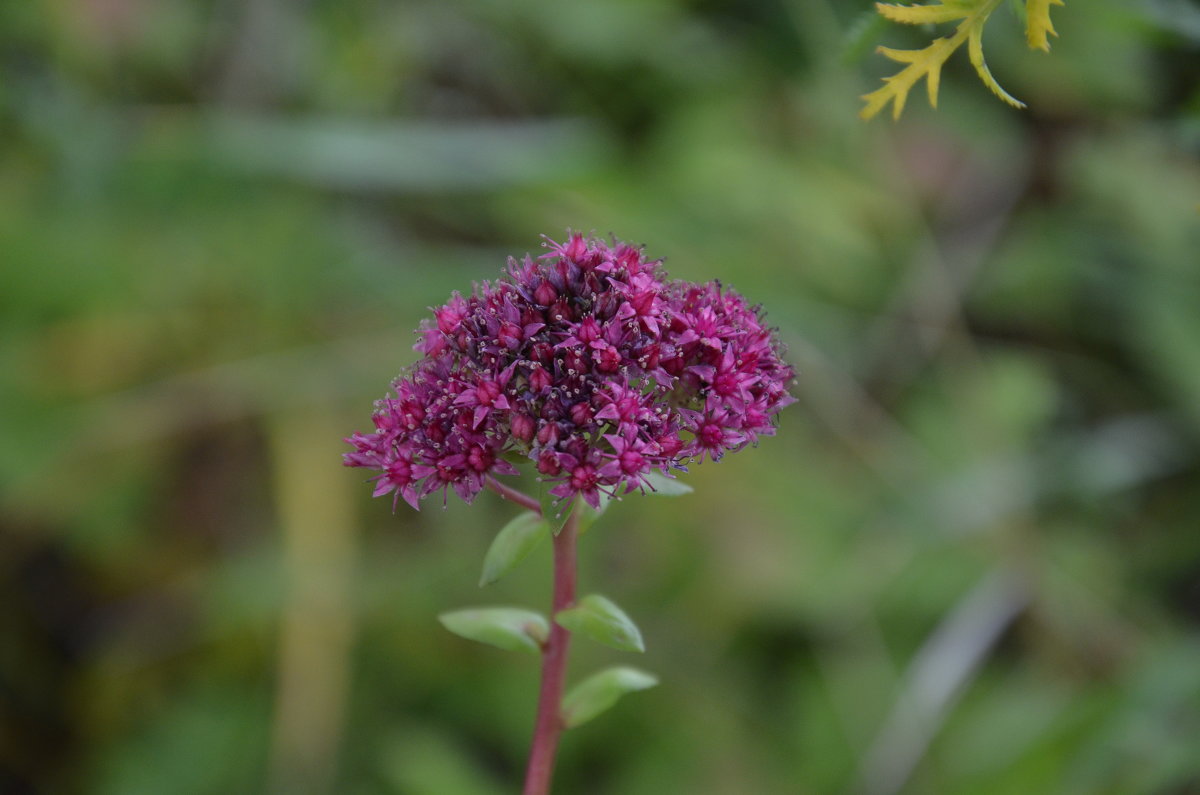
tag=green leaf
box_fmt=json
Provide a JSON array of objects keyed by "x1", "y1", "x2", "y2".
[
  {"x1": 642, "y1": 471, "x2": 693, "y2": 496},
  {"x1": 438, "y1": 607, "x2": 549, "y2": 654},
  {"x1": 561, "y1": 667, "x2": 658, "y2": 729},
  {"x1": 555, "y1": 594, "x2": 645, "y2": 652},
  {"x1": 479, "y1": 511, "x2": 548, "y2": 586}
]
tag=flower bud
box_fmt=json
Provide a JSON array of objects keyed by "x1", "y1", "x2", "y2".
[
  {"x1": 435, "y1": 295, "x2": 468, "y2": 335},
  {"x1": 615, "y1": 244, "x2": 642, "y2": 272},
  {"x1": 564, "y1": 437, "x2": 589, "y2": 460},
  {"x1": 629, "y1": 289, "x2": 655, "y2": 316},
  {"x1": 537, "y1": 422, "x2": 560, "y2": 446},
  {"x1": 511, "y1": 412, "x2": 536, "y2": 443},
  {"x1": 657, "y1": 432, "x2": 683, "y2": 458},
  {"x1": 498, "y1": 321, "x2": 521, "y2": 349},
  {"x1": 594, "y1": 291, "x2": 620, "y2": 320},
  {"x1": 534, "y1": 280, "x2": 557, "y2": 306},
  {"x1": 529, "y1": 365, "x2": 552, "y2": 393},
  {"x1": 576, "y1": 317, "x2": 601, "y2": 343},
  {"x1": 563, "y1": 348, "x2": 589, "y2": 375},
  {"x1": 548, "y1": 299, "x2": 574, "y2": 324},
  {"x1": 635, "y1": 343, "x2": 660, "y2": 371},
  {"x1": 521, "y1": 307, "x2": 543, "y2": 328},
  {"x1": 593, "y1": 343, "x2": 621, "y2": 374},
  {"x1": 564, "y1": 233, "x2": 587, "y2": 262},
  {"x1": 530, "y1": 342, "x2": 554, "y2": 367},
  {"x1": 537, "y1": 450, "x2": 562, "y2": 476},
  {"x1": 466, "y1": 445, "x2": 494, "y2": 472},
  {"x1": 569, "y1": 402, "x2": 594, "y2": 426}
]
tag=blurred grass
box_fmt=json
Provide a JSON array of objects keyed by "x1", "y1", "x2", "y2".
[{"x1": 2, "y1": 0, "x2": 1199, "y2": 793}]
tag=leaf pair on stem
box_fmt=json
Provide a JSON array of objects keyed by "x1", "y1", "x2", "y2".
[
  {"x1": 437, "y1": 594, "x2": 643, "y2": 658},
  {"x1": 439, "y1": 580, "x2": 655, "y2": 729}
]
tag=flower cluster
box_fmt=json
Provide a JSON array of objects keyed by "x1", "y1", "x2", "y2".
[{"x1": 344, "y1": 233, "x2": 795, "y2": 510}]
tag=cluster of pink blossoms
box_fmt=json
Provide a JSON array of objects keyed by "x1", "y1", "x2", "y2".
[{"x1": 344, "y1": 233, "x2": 795, "y2": 510}]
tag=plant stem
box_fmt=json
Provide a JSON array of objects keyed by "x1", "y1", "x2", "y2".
[
  {"x1": 481, "y1": 477, "x2": 577, "y2": 794},
  {"x1": 485, "y1": 476, "x2": 543, "y2": 515},
  {"x1": 522, "y1": 505, "x2": 578, "y2": 795}
]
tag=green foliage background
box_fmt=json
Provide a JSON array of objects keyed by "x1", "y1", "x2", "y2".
[{"x1": 2, "y1": 1, "x2": 1199, "y2": 793}]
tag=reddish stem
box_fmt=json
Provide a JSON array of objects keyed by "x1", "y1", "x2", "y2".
[
  {"x1": 482, "y1": 477, "x2": 577, "y2": 793},
  {"x1": 522, "y1": 506, "x2": 578, "y2": 795},
  {"x1": 485, "y1": 476, "x2": 543, "y2": 515}
]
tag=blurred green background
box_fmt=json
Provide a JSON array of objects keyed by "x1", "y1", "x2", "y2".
[{"x1": 3, "y1": 1, "x2": 1200, "y2": 793}]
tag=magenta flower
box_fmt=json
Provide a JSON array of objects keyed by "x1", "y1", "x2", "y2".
[{"x1": 344, "y1": 232, "x2": 796, "y2": 509}]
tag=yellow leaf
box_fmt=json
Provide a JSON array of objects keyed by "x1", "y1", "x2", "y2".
[
  {"x1": 875, "y1": 2, "x2": 970, "y2": 25},
  {"x1": 876, "y1": 46, "x2": 925, "y2": 64},
  {"x1": 860, "y1": 38, "x2": 957, "y2": 120},
  {"x1": 967, "y1": 16, "x2": 1026, "y2": 108},
  {"x1": 862, "y1": 0, "x2": 1028, "y2": 120},
  {"x1": 1026, "y1": 0, "x2": 1065, "y2": 51}
]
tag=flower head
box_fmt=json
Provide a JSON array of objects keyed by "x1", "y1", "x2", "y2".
[{"x1": 345, "y1": 232, "x2": 796, "y2": 509}]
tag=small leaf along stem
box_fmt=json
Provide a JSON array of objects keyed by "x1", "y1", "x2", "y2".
[
  {"x1": 486, "y1": 476, "x2": 544, "y2": 515},
  {"x1": 523, "y1": 503, "x2": 578, "y2": 795}
]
